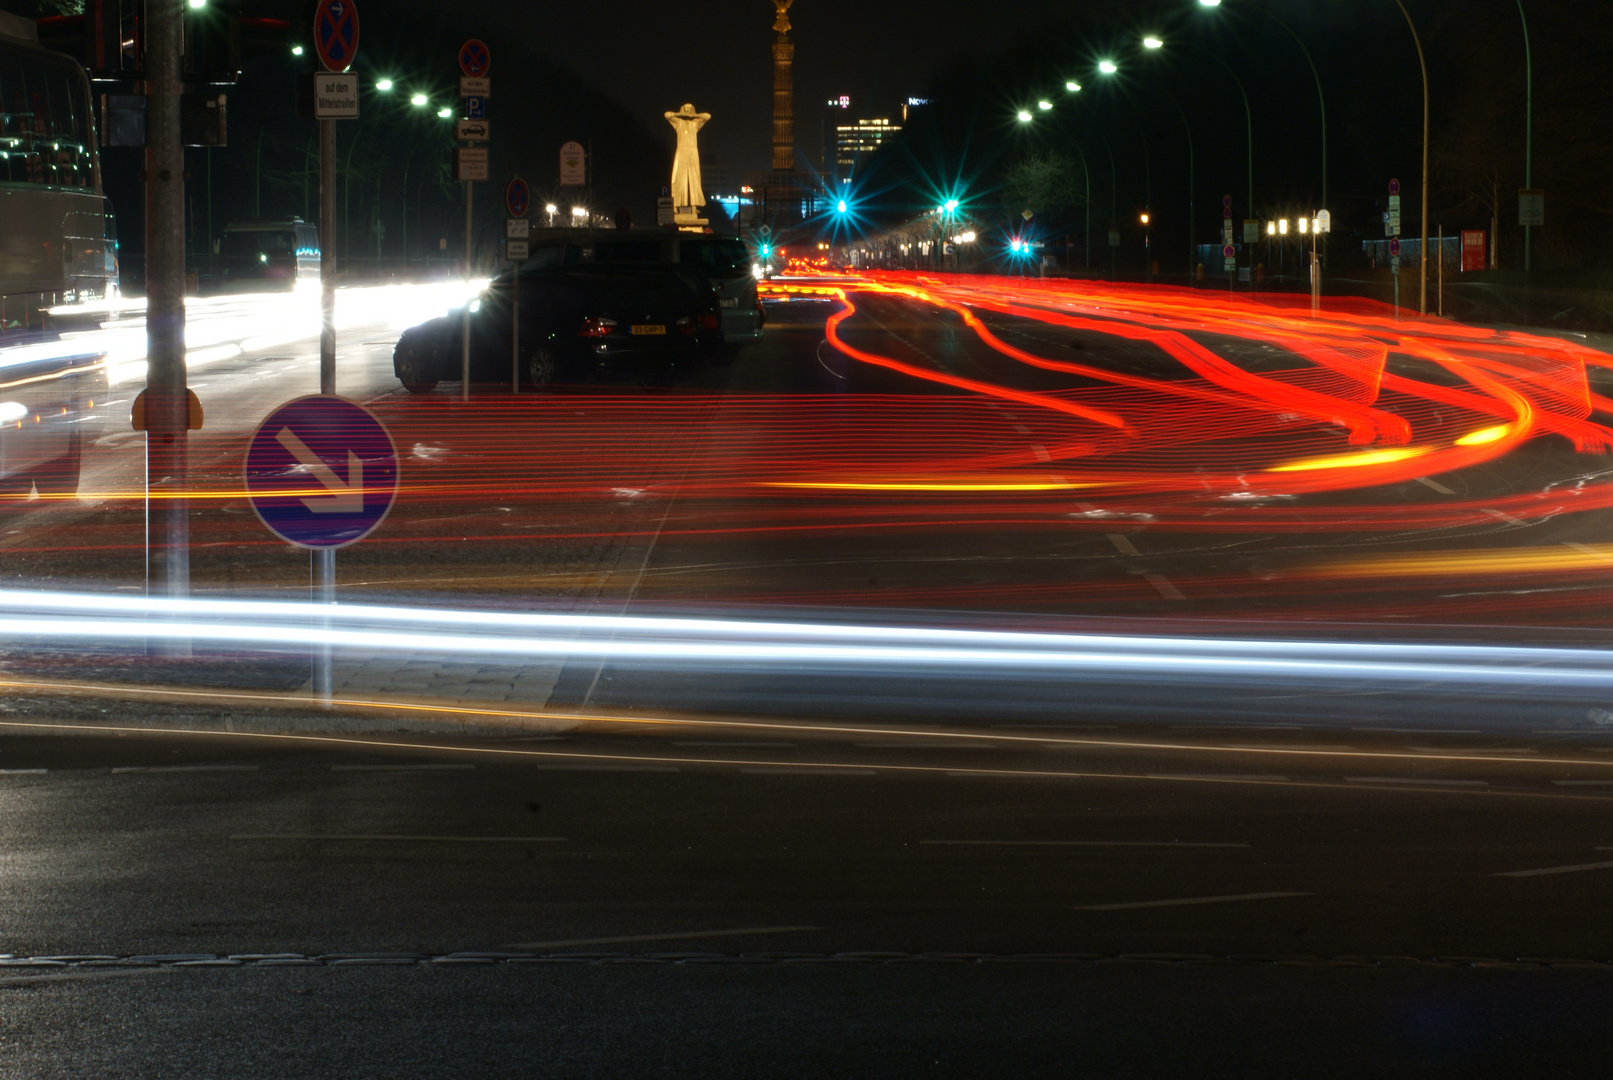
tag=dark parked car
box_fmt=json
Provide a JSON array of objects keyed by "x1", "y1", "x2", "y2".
[{"x1": 393, "y1": 263, "x2": 721, "y2": 392}]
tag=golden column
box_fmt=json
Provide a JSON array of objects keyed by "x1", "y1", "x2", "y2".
[{"x1": 770, "y1": 0, "x2": 795, "y2": 172}]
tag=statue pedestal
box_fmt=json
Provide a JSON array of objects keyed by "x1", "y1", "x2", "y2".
[{"x1": 674, "y1": 211, "x2": 708, "y2": 233}]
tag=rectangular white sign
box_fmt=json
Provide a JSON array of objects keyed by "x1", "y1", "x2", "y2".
[
  {"x1": 313, "y1": 74, "x2": 359, "y2": 119},
  {"x1": 506, "y1": 217, "x2": 529, "y2": 239},
  {"x1": 454, "y1": 147, "x2": 488, "y2": 182},
  {"x1": 1518, "y1": 189, "x2": 1544, "y2": 227},
  {"x1": 507, "y1": 239, "x2": 528, "y2": 260},
  {"x1": 460, "y1": 76, "x2": 490, "y2": 97},
  {"x1": 456, "y1": 119, "x2": 489, "y2": 143}
]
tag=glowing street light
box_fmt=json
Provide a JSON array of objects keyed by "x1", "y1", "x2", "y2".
[
  {"x1": 410, "y1": 93, "x2": 428, "y2": 106},
  {"x1": 1278, "y1": 218, "x2": 1289, "y2": 235},
  {"x1": 436, "y1": 107, "x2": 451, "y2": 118},
  {"x1": 1098, "y1": 59, "x2": 1118, "y2": 74},
  {"x1": 291, "y1": 45, "x2": 304, "y2": 56},
  {"x1": 1037, "y1": 100, "x2": 1053, "y2": 111},
  {"x1": 1065, "y1": 80, "x2": 1082, "y2": 92},
  {"x1": 375, "y1": 78, "x2": 394, "y2": 91},
  {"x1": 1017, "y1": 109, "x2": 1033, "y2": 122},
  {"x1": 1143, "y1": 36, "x2": 1163, "y2": 49},
  {"x1": 1198, "y1": 0, "x2": 1222, "y2": 6},
  {"x1": 187, "y1": 0, "x2": 206, "y2": 9}
]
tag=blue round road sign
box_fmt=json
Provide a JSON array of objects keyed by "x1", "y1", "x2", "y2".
[
  {"x1": 506, "y1": 176, "x2": 530, "y2": 218},
  {"x1": 313, "y1": 0, "x2": 359, "y2": 73},
  {"x1": 1222, "y1": 244, "x2": 1236, "y2": 259},
  {"x1": 459, "y1": 39, "x2": 491, "y2": 78},
  {"x1": 245, "y1": 396, "x2": 398, "y2": 550}
]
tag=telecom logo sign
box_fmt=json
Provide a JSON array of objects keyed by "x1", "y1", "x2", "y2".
[
  {"x1": 313, "y1": 0, "x2": 359, "y2": 73},
  {"x1": 245, "y1": 396, "x2": 399, "y2": 550},
  {"x1": 560, "y1": 141, "x2": 586, "y2": 186}
]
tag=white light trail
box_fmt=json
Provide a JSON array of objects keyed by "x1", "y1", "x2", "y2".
[{"x1": 0, "y1": 590, "x2": 1611, "y2": 691}]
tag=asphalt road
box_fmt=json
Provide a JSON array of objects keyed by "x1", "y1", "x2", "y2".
[
  {"x1": 4, "y1": 721, "x2": 1613, "y2": 1075},
  {"x1": 6, "y1": 278, "x2": 1613, "y2": 1073}
]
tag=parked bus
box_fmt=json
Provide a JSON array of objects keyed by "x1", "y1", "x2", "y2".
[{"x1": 0, "y1": 9, "x2": 112, "y2": 498}]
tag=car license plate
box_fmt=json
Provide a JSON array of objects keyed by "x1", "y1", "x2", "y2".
[
  {"x1": 719, "y1": 297, "x2": 738, "y2": 308},
  {"x1": 630, "y1": 324, "x2": 666, "y2": 335}
]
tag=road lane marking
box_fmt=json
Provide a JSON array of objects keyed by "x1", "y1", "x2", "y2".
[
  {"x1": 1416, "y1": 476, "x2": 1456, "y2": 495},
  {"x1": 921, "y1": 840, "x2": 1247, "y2": 848},
  {"x1": 532, "y1": 764, "x2": 680, "y2": 772},
  {"x1": 1346, "y1": 776, "x2": 1488, "y2": 787},
  {"x1": 112, "y1": 765, "x2": 259, "y2": 773},
  {"x1": 1106, "y1": 533, "x2": 1140, "y2": 556},
  {"x1": 1148, "y1": 774, "x2": 1288, "y2": 782},
  {"x1": 1554, "y1": 780, "x2": 1613, "y2": 786},
  {"x1": 739, "y1": 767, "x2": 877, "y2": 776},
  {"x1": 331, "y1": 763, "x2": 475, "y2": 771},
  {"x1": 1493, "y1": 859, "x2": 1613, "y2": 878},
  {"x1": 229, "y1": 834, "x2": 567, "y2": 842},
  {"x1": 0, "y1": 768, "x2": 47, "y2": 774},
  {"x1": 508, "y1": 926, "x2": 821, "y2": 951},
  {"x1": 1074, "y1": 891, "x2": 1311, "y2": 912},
  {"x1": 1031, "y1": 444, "x2": 1051, "y2": 462},
  {"x1": 1481, "y1": 508, "x2": 1528, "y2": 526},
  {"x1": 1144, "y1": 572, "x2": 1185, "y2": 599},
  {"x1": 3, "y1": 717, "x2": 1612, "y2": 802},
  {"x1": 854, "y1": 740, "x2": 992, "y2": 749},
  {"x1": 673, "y1": 741, "x2": 797, "y2": 748}
]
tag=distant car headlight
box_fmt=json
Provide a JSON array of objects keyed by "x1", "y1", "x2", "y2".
[{"x1": 752, "y1": 264, "x2": 765, "y2": 279}]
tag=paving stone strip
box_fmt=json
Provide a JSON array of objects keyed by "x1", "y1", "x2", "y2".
[{"x1": 1, "y1": 952, "x2": 1610, "y2": 970}]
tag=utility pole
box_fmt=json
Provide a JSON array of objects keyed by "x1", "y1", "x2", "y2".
[{"x1": 144, "y1": 0, "x2": 189, "y2": 613}]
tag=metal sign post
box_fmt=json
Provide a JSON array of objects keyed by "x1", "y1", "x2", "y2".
[
  {"x1": 457, "y1": 41, "x2": 491, "y2": 401},
  {"x1": 1312, "y1": 209, "x2": 1330, "y2": 317},
  {"x1": 311, "y1": 0, "x2": 359, "y2": 689},
  {"x1": 1387, "y1": 179, "x2": 1402, "y2": 321},
  {"x1": 1222, "y1": 195, "x2": 1234, "y2": 294},
  {"x1": 245, "y1": 397, "x2": 399, "y2": 704},
  {"x1": 505, "y1": 176, "x2": 530, "y2": 393}
]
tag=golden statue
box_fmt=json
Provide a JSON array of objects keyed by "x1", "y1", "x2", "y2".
[{"x1": 771, "y1": 0, "x2": 793, "y2": 34}]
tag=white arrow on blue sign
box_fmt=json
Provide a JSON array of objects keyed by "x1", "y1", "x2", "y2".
[{"x1": 245, "y1": 395, "x2": 399, "y2": 549}]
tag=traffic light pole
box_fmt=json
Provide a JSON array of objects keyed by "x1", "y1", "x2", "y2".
[{"x1": 144, "y1": 0, "x2": 190, "y2": 638}]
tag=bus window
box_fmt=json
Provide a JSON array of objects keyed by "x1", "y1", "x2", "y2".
[{"x1": 0, "y1": 44, "x2": 92, "y2": 190}]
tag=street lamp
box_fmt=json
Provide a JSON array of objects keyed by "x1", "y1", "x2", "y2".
[
  {"x1": 1098, "y1": 59, "x2": 1118, "y2": 74},
  {"x1": 291, "y1": 45, "x2": 303, "y2": 56},
  {"x1": 544, "y1": 203, "x2": 558, "y2": 227},
  {"x1": 1017, "y1": 109, "x2": 1033, "y2": 122},
  {"x1": 375, "y1": 78, "x2": 393, "y2": 92},
  {"x1": 410, "y1": 93, "x2": 428, "y2": 106},
  {"x1": 1142, "y1": 36, "x2": 1163, "y2": 49},
  {"x1": 1065, "y1": 81, "x2": 1082, "y2": 92},
  {"x1": 1037, "y1": 99, "x2": 1053, "y2": 111},
  {"x1": 436, "y1": 107, "x2": 451, "y2": 118}
]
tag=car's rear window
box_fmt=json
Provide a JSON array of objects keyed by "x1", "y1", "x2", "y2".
[
  {"x1": 592, "y1": 240, "x2": 665, "y2": 263},
  {"x1": 680, "y1": 239, "x2": 751, "y2": 274}
]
